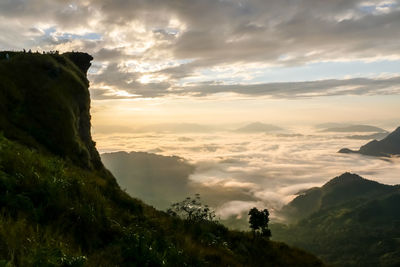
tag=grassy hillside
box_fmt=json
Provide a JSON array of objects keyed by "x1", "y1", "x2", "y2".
[
  {"x1": 0, "y1": 51, "x2": 323, "y2": 266},
  {"x1": 272, "y1": 173, "x2": 400, "y2": 266},
  {"x1": 281, "y1": 173, "x2": 398, "y2": 221}
]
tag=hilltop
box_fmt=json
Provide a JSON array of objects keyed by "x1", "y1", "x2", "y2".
[
  {"x1": 339, "y1": 127, "x2": 400, "y2": 157},
  {"x1": 280, "y1": 172, "x2": 398, "y2": 221},
  {"x1": 0, "y1": 51, "x2": 323, "y2": 266},
  {"x1": 272, "y1": 173, "x2": 400, "y2": 266}
]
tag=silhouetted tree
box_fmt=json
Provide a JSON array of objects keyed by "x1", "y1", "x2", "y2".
[
  {"x1": 248, "y1": 207, "x2": 271, "y2": 238},
  {"x1": 167, "y1": 194, "x2": 216, "y2": 222}
]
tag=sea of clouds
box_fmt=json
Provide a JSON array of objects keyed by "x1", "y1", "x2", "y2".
[{"x1": 95, "y1": 126, "x2": 400, "y2": 227}]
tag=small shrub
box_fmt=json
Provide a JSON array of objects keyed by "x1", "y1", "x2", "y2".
[{"x1": 167, "y1": 194, "x2": 216, "y2": 222}]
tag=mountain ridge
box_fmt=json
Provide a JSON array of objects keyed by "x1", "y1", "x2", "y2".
[
  {"x1": 272, "y1": 172, "x2": 400, "y2": 266},
  {"x1": 235, "y1": 122, "x2": 284, "y2": 133},
  {"x1": 339, "y1": 126, "x2": 400, "y2": 157},
  {"x1": 320, "y1": 124, "x2": 387, "y2": 133},
  {"x1": 281, "y1": 172, "x2": 399, "y2": 221}
]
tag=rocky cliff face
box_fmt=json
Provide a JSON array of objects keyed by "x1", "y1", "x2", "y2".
[{"x1": 0, "y1": 51, "x2": 102, "y2": 169}]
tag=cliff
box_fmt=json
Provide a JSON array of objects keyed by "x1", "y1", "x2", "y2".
[
  {"x1": 0, "y1": 51, "x2": 102, "y2": 169},
  {"x1": 0, "y1": 51, "x2": 323, "y2": 266}
]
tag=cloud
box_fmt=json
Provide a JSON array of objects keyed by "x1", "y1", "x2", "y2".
[
  {"x1": 100, "y1": 150, "x2": 261, "y2": 212},
  {"x1": 97, "y1": 129, "x2": 400, "y2": 228},
  {"x1": 133, "y1": 123, "x2": 217, "y2": 133},
  {"x1": 1, "y1": 0, "x2": 400, "y2": 99},
  {"x1": 90, "y1": 63, "x2": 171, "y2": 98},
  {"x1": 172, "y1": 76, "x2": 400, "y2": 98},
  {"x1": 216, "y1": 200, "x2": 262, "y2": 220},
  {"x1": 101, "y1": 151, "x2": 195, "y2": 209}
]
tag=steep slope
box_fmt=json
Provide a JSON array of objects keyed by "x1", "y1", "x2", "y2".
[
  {"x1": 0, "y1": 51, "x2": 323, "y2": 266},
  {"x1": 272, "y1": 173, "x2": 400, "y2": 266},
  {"x1": 0, "y1": 51, "x2": 101, "y2": 169},
  {"x1": 339, "y1": 126, "x2": 400, "y2": 157}
]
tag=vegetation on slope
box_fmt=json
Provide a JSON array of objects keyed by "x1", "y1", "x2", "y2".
[
  {"x1": 0, "y1": 109, "x2": 322, "y2": 267},
  {"x1": 272, "y1": 173, "x2": 400, "y2": 266},
  {"x1": 0, "y1": 52, "x2": 323, "y2": 266},
  {"x1": 280, "y1": 173, "x2": 398, "y2": 221}
]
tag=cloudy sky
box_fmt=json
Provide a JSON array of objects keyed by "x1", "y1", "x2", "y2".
[
  {"x1": 3, "y1": 0, "x2": 400, "y2": 227},
  {"x1": 2, "y1": 0, "x2": 400, "y2": 127}
]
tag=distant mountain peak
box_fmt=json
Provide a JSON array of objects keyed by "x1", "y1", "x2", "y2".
[
  {"x1": 235, "y1": 122, "x2": 284, "y2": 133},
  {"x1": 323, "y1": 172, "x2": 365, "y2": 187},
  {"x1": 339, "y1": 126, "x2": 400, "y2": 157},
  {"x1": 280, "y1": 172, "x2": 396, "y2": 222},
  {"x1": 332, "y1": 172, "x2": 363, "y2": 180},
  {"x1": 321, "y1": 124, "x2": 387, "y2": 133}
]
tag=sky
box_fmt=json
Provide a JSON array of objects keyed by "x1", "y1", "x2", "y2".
[
  {"x1": 1, "y1": 0, "x2": 400, "y2": 128},
  {"x1": 2, "y1": 0, "x2": 400, "y2": 227}
]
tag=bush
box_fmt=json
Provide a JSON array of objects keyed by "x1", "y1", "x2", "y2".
[{"x1": 167, "y1": 194, "x2": 216, "y2": 222}]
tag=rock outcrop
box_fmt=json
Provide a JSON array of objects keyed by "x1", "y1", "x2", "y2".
[{"x1": 0, "y1": 51, "x2": 101, "y2": 169}]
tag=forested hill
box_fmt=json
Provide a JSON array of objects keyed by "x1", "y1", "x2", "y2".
[
  {"x1": 280, "y1": 172, "x2": 399, "y2": 221},
  {"x1": 272, "y1": 173, "x2": 400, "y2": 266},
  {"x1": 0, "y1": 51, "x2": 323, "y2": 266}
]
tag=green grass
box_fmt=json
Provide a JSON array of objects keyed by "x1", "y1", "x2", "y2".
[
  {"x1": 272, "y1": 173, "x2": 400, "y2": 266},
  {"x1": 271, "y1": 194, "x2": 400, "y2": 266},
  {"x1": 0, "y1": 133, "x2": 323, "y2": 266},
  {"x1": 0, "y1": 51, "x2": 324, "y2": 266}
]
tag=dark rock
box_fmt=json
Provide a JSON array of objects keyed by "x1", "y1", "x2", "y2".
[
  {"x1": 0, "y1": 51, "x2": 102, "y2": 169},
  {"x1": 64, "y1": 52, "x2": 94, "y2": 73},
  {"x1": 339, "y1": 126, "x2": 400, "y2": 157},
  {"x1": 338, "y1": 148, "x2": 355, "y2": 154}
]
